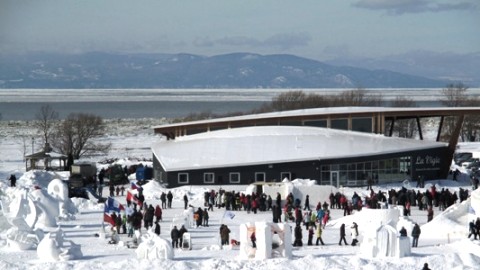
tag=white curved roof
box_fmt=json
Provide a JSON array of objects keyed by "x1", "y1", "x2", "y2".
[{"x1": 152, "y1": 126, "x2": 447, "y2": 171}]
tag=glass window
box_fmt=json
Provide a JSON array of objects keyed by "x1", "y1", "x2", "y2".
[
  {"x1": 204, "y1": 172, "x2": 215, "y2": 184},
  {"x1": 178, "y1": 173, "x2": 189, "y2": 184},
  {"x1": 357, "y1": 163, "x2": 364, "y2": 171},
  {"x1": 255, "y1": 172, "x2": 266, "y2": 182},
  {"x1": 229, "y1": 172, "x2": 240, "y2": 183},
  {"x1": 331, "y1": 119, "x2": 348, "y2": 130},
  {"x1": 340, "y1": 164, "x2": 347, "y2": 171},
  {"x1": 348, "y1": 163, "x2": 356, "y2": 171},
  {"x1": 365, "y1": 162, "x2": 371, "y2": 170},
  {"x1": 352, "y1": 118, "x2": 373, "y2": 133},
  {"x1": 280, "y1": 172, "x2": 291, "y2": 181}
]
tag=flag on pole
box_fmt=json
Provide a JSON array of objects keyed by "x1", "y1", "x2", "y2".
[
  {"x1": 104, "y1": 197, "x2": 125, "y2": 213},
  {"x1": 103, "y1": 197, "x2": 124, "y2": 226},
  {"x1": 223, "y1": 210, "x2": 235, "y2": 220},
  {"x1": 126, "y1": 190, "x2": 141, "y2": 205},
  {"x1": 131, "y1": 181, "x2": 143, "y2": 191}
]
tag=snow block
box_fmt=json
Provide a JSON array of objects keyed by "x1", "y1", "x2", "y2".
[{"x1": 238, "y1": 221, "x2": 292, "y2": 260}]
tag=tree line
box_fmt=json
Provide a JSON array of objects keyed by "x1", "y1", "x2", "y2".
[{"x1": 174, "y1": 83, "x2": 480, "y2": 142}]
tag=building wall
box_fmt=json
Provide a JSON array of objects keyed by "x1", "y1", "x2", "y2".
[{"x1": 153, "y1": 146, "x2": 450, "y2": 188}]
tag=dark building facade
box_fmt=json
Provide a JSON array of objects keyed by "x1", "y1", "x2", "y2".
[{"x1": 153, "y1": 145, "x2": 449, "y2": 188}]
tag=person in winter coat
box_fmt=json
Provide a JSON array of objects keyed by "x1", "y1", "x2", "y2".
[
  {"x1": 307, "y1": 226, "x2": 314, "y2": 246},
  {"x1": 304, "y1": 195, "x2": 310, "y2": 211},
  {"x1": 468, "y1": 220, "x2": 477, "y2": 239},
  {"x1": 183, "y1": 194, "x2": 189, "y2": 210},
  {"x1": 350, "y1": 222, "x2": 359, "y2": 246},
  {"x1": 322, "y1": 210, "x2": 330, "y2": 229},
  {"x1": 250, "y1": 231, "x2": 257, "y2": 248},
  {"x1": 293, "y1": 224, "x2": 303, "y2": 247},
  {"x1": 167, "y1": 191, "x2": 173, "y2": 208},
  {"x1": 154, "y1": 221, "x2": 161, "y2": 236},
  {"x1": 194, "y1": 207, "x2": 203, "y2": 227},
  {"x1": 144, "y1": 204, "x2": 155, "y2": 229},
  {"x1": 339, "y1": 223, "x2": 348, "y2": 245},
  {"x1": 315, "y1": 223, "x2": 325, "y2": 245},
  {"x1": 178, "y1": 225, "x2": 188, "y2": 248},
  {"x1": 220, "y1": 224, "x2": 231, "y2": 246},
  {"x1": 399, "y1": 226, "x2": 407, "y2": 237},
  {"x1": 154, "y1": 204, "x2": 162, "y2": 222},
  {"x1": 171, "y1": 226, "x2": 179, "y2": 248},
  {"x1": 203, "y1": 208, "x2": 209, "y2": 227},
  {"x1": 411, "y1": 223, "x2": 421, "y2": 247},
  {"x1": 160, "y1": 192, "x2": 167, "y2": 209},
  {"x1": 427, "y1": 206, "x2": 434, "y2": 222},
  {"x1": 9, "y1": 174, "x2": 16, "y2": 187}
]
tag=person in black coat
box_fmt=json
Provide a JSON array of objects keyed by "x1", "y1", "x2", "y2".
[
  {"x1": 339, "y1": 223, "x2": 348, "y2": 245},
  {"x1": 178, "y1": 225, "x2": 188, "y2": 248},
  {"x1": 9, "y1": 174, "x2": 16, "y2": 187},
  {"x1": 293, "y1": 224, "x2": 303, "y2": 247},
  {"x1": 171, "y1": 226, "x2": 179, "y2": 248},
  {"x1": 154, "y1": 221, "x2": 161, "y2": 236},
  {"x1": 412, "y1": 223, "x2": 421, "y2": 247},
  {"x1": 167, "y1": 191, "x2": 173, "y2": 208}
]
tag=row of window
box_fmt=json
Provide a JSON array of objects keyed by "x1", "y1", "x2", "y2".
[
  {"x1": 175, "y1": 157, "x2": 410, "y2": 186},
  {"x1": 177, "y1": 172, "x2": 294, "y2": 184}
]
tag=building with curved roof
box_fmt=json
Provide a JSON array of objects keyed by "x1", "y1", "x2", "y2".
[{"x1": 151, "y1": 107, "x2": 480, "y2": 188}]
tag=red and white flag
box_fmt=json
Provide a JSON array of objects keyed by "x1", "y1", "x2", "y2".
[{"x1": 126, "y1": 190, "x2": 140, "y2": 205}]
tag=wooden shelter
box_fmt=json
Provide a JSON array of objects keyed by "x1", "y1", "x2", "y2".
[{"x1": 24, "y1": 143, "x2": 68, "y2": 171}]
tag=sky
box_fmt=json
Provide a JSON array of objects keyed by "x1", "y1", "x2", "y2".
[{"x1": 1, "y1": 0, "x2": 479, "y2": 62}]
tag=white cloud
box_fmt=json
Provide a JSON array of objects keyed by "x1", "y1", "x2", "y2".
[{"x1": 352, "y1": 0, "x2": 477, "y2": 15}]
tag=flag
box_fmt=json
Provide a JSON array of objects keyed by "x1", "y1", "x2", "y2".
[
  {"x1": 131, "y1": 181, "x2": 143, "y2": 191},
  {"x1": 223, "y1": 210, "x2": 235, "y2": 220},
  {"x1": 126, "y1": 190, "x2": 140, "y2": 205},
  {"x1": 104, "y1": 197, "x2": 125, "y2": 213},
  {"x1": 103, "y1": 197, "x2": 123, "y2": 226},
  {"x1": 103, "y1": 212, "x2": 116, "y2": 226}
]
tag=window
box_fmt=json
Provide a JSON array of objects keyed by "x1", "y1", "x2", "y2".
[
  {"x1": 229, "y1": 172, "x2": 240, "y2": 183},
  {"x1": 203, "y1": 172, "x2": 215, "y2": 184},
  {"x1": 255, "y1": 172, "x2": 266, "y2": 182},
  {"x1": 280, "y1": 172, "x2": 291, "y2": 181},
  {"x1": 178, "y1": 173, "x2": 189, "y2": 184}
]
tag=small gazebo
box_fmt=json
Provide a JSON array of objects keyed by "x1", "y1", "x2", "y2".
[{"x1": 24, "y1": 143, "x2": 68, "y2": 171}]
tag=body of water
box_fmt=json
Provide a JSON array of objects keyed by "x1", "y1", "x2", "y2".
[{"x1": 1, "y1": 88, "x2": 479, "y2": 121}]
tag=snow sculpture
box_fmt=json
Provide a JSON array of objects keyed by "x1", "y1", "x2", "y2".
[
  {"x1": 470, "y1": 188, "x2": 480, "y2": 217},
  {"x1": 136, "y1": 231, "x2": 174, "y2": 260},
  {"x1": 47, "y1": 179, "x2": 78, "y2": 219},
  {"x1": 360, "y1": 208, "x2": 411, "y2": 258},
  {"x1": 37, "y1": 231, "x2": 83, "y2": 261},
  {"x1": 1, "y1": 193, "x2": 41, "y2": 250},
  {"x1": 238, "y1": 222, "x2": 292, "y2": 260}
]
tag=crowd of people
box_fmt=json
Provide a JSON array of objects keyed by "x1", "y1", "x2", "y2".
[{"x1": 103, "y1": 177, "x2": 476, "y2": 252}]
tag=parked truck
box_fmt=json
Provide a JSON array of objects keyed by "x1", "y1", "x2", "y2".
[{"x1": 67, "y1": 163, "x2": 97, "y2": 198}]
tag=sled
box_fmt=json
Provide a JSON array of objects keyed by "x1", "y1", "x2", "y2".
[{"x1": 181, "y1": 232, "x2": 192, "y2": 250}]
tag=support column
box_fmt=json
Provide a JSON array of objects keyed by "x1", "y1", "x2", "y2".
[{"x1": 440, "y1": 115, "x2": 465, "y2": 179}]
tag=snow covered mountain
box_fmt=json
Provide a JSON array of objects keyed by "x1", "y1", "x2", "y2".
[{"x1": 0, "y1": 52, "x2": 447, "y2": 89}]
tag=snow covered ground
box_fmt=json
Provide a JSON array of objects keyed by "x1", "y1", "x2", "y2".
[{"x1": 1, "y1": 119, "x2": 480, "y2": 270}]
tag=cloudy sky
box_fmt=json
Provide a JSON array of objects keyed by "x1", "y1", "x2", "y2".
[{"x1": 1, "y1": 0, "x2": 479, "y2": 61}]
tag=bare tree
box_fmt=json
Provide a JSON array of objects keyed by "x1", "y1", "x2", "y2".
[
  {"x1": 388, "y1": 96, "x2": 418, "y2": 138},
  {"x1": 52, "y1": 113, "x2": 111, "y2": 160},
  {"x1": 34, "y1": 104, "x2": 59, "y2": 145},
  {"x1": 441, "y1": 83, "x2": 469, "y2": 107},
  {"x1": 332, "y1": 88, "x2": 383, "y2": 107},
  {"x1": 439, "y1": 83, "x2": 480, "y2": 141}
]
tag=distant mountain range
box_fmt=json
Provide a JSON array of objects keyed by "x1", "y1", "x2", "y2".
[{"x1": 0, "y1": 52, "x2": 452, "y2": 89}]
